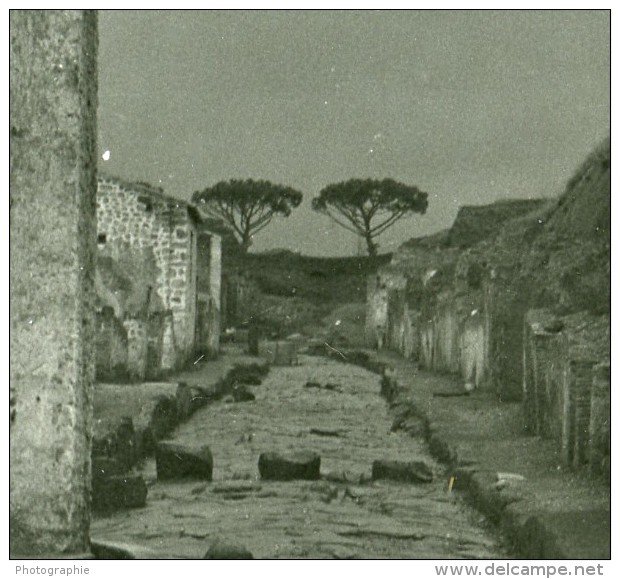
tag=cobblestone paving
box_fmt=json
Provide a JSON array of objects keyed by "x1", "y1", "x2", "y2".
[{"x1": 91, "y1": 356, "x2": 509, "y2": 559}]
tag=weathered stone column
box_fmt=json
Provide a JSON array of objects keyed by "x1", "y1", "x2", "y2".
[{"x1": 10, "y1": 10, "x2": 98, "y2": 556}]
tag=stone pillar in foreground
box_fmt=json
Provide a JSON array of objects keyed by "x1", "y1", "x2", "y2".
[{"x1": 10, "y1": 10, "x2": 98, "y2": 557}]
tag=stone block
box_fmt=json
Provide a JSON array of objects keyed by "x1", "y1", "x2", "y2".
[
  {"x1": 188, "y1": 386, "x2": 211, "y2": 413},
  {"x1": 258, "y1": 340, "x2": 298, "y2": 366},
  {"x1": 91, "y1": 456, "x2": 126, "y2": 479},
  {"x1": 91, "y1": 475, "x2": 148, "y2": 512},
  {"x1": 135, "y1": 394, "x2": 178, "y2": 445},
  {"x1": 203, "y1": 541, "x2": 253, "y2": 560},
  {"x1": 231, "y1": 385, "x2": 256, "y2": 402},
  {"x1": 114, "y1": 417, "x2": 136, "y2": 470},
  {"x1": 234, "y1": 329, "x2": 250, "y2": 343},
  {"x1": 175, "y1": 382, "x2": 192, "y2": 419},
  {"x1": 257, "y1": 340, "x2": 276, "y2": 363},
  {"x1": 274, "y1": 341, "x2": 298, "y2": 366},
  {"x1": 248, "y1": 326, "x2": 261, "y2": 355},
  {"x1": 371, "y1": 459, "x2": 433, "y2": 484},
  {"x1": 156, "y1": 441, "x2": 213, "y2": 481},
  {"x1": 258, "y1": 451, "x2": 321, "y2": 481}
]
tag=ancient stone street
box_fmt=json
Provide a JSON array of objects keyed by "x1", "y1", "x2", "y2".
[{"x1": 91, "y1": 356, "x2": 508, "y2": 559}]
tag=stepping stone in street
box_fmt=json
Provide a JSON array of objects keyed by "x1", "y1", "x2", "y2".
[
  {"x1": 203, "y1": 541, "x2": 253, "y2": 559},
  {"x1": 92, "y1": 474, "x2": 148, "y2": 512},
  {"x1": 232, "y1": 385, "x2": 256, "y2": 402},
  {"x1": 155, "y1": 441, "x2": 213, "y2": 481},
  {"x1": 371, "y1": 459, "x2": 433, "y2": 484},
  {"x1": 310, "y1": 427, "x2": 342, "y2": 437},
  {"x1": 258, "y1": 450, "x2": 321, "y2": 481},
  {"x1": 304, "y1": 381, "x2": 322, "y2": 389},
  {"x1": 91, "y1": 455, "x2": 126, "y2": 479}
]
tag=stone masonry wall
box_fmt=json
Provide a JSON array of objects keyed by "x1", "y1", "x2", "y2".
[
  {"x1": 522, "y1": 309, "x2": 610, "y2": 480},
  {"x1": 97, "y1": 178, "x2": 173, "y2": 310},
  {"x1": 194, "y1": 231, "x2": 222, "y2": 358},
  {"x1": 10, "y1": 10, "x2": 98, "y2": 556},
  {"x1": 123, "y1": 317, "x2": 149, "y2": 380},
  {"x1": 417, "y1": 292, "x2": 489, "y2": 389},
  {"x1": 95, "y1": 307, "x2": 128, "y2": 381},
  {"x1": 96, "y1": 176, "x2": 199, "y2": 370},
  {"x1": 366, "y1": 142, "x2": 609, "y2": 480}
]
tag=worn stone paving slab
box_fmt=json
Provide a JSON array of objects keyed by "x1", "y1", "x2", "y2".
[{"x1": 91, "y1": 356, "x2": 508, "y2": 559}]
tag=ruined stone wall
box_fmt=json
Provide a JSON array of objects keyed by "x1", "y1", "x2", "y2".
[
  {"x1": 386, "y1": 288, "x2": 419, "y2": 359},
  {"x1": 368, "y1": 238, "x2": 491, "y2": 390},
  {"x1": 194, "y1": 232, "x2": 222, "y2": 358},
  {"x1": 416, "y1": 291, "x2": 489, "y2": 389},
  {"x1": 10, "y1": 10, "x2": 98, "y2": 556},
  {"x1": 419, "y1": 297, "x2": 460, "y2": 374},
  {"x1": 365, "y1": 272, "x2": 405, "y2": 348},
  {"x1": 222, "y1": 270, "x2": 256, "y2": 329},
  {"x1": 160, "y1": 312, "x2": 178, "y2": 371},
  {"x1": 96, "y1": 177, "x2": 199, "y2": 369},
  {"x1": 523, "y1": 309, "x2": 610, "y2": 480},
  {"x1": 167, "y1": 204, "x2": 198, "y2": 364},
  {"x1": 144, "y1": 311, "x2": 168, "y2": 379},
  {"x1": 97, "y1": 178, "x2": 171, "y2": 309},
  {"x1": 365, "y1": 275, "x2": 388, "y2": 348},
  {"x1": 123, "y1": 317, "x2": 149, "y2": 380},
  {"x1": 589, "y1": 362, "x2": 610, "y2": 479},
  {"x1": 95, "y1": 308, "x2": 128, "y2": 381},
  {"x1": 458, "y1": 310, "x2": 487, "y2": 386},
  {"x1": 365, "y1": 141, "x2": 609, "y2": 479}
]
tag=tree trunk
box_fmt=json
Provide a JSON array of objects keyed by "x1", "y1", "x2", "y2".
[
  {"x1": 365, "y1": 234, "x2": 378, "y2": 257},
  {"x1": 241, "y1": 231, "x2": 252, "y2": 252}
]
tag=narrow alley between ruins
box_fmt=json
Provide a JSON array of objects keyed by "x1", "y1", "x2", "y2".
[{"x1": 90, "y1": 354, "x2": 508, "y2": 559}]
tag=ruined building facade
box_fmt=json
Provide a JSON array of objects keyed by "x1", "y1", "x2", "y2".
[
  {"x1": 95, "y1": 175, "x2": 222, "y2": 380},
  {"x1": 366, "y1": 141, "x2": 610, "y2": 479}
]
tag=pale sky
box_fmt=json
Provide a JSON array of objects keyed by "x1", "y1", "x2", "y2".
[{"x1": 97, "y1": 10, "x2": 610, "y2": 256}]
